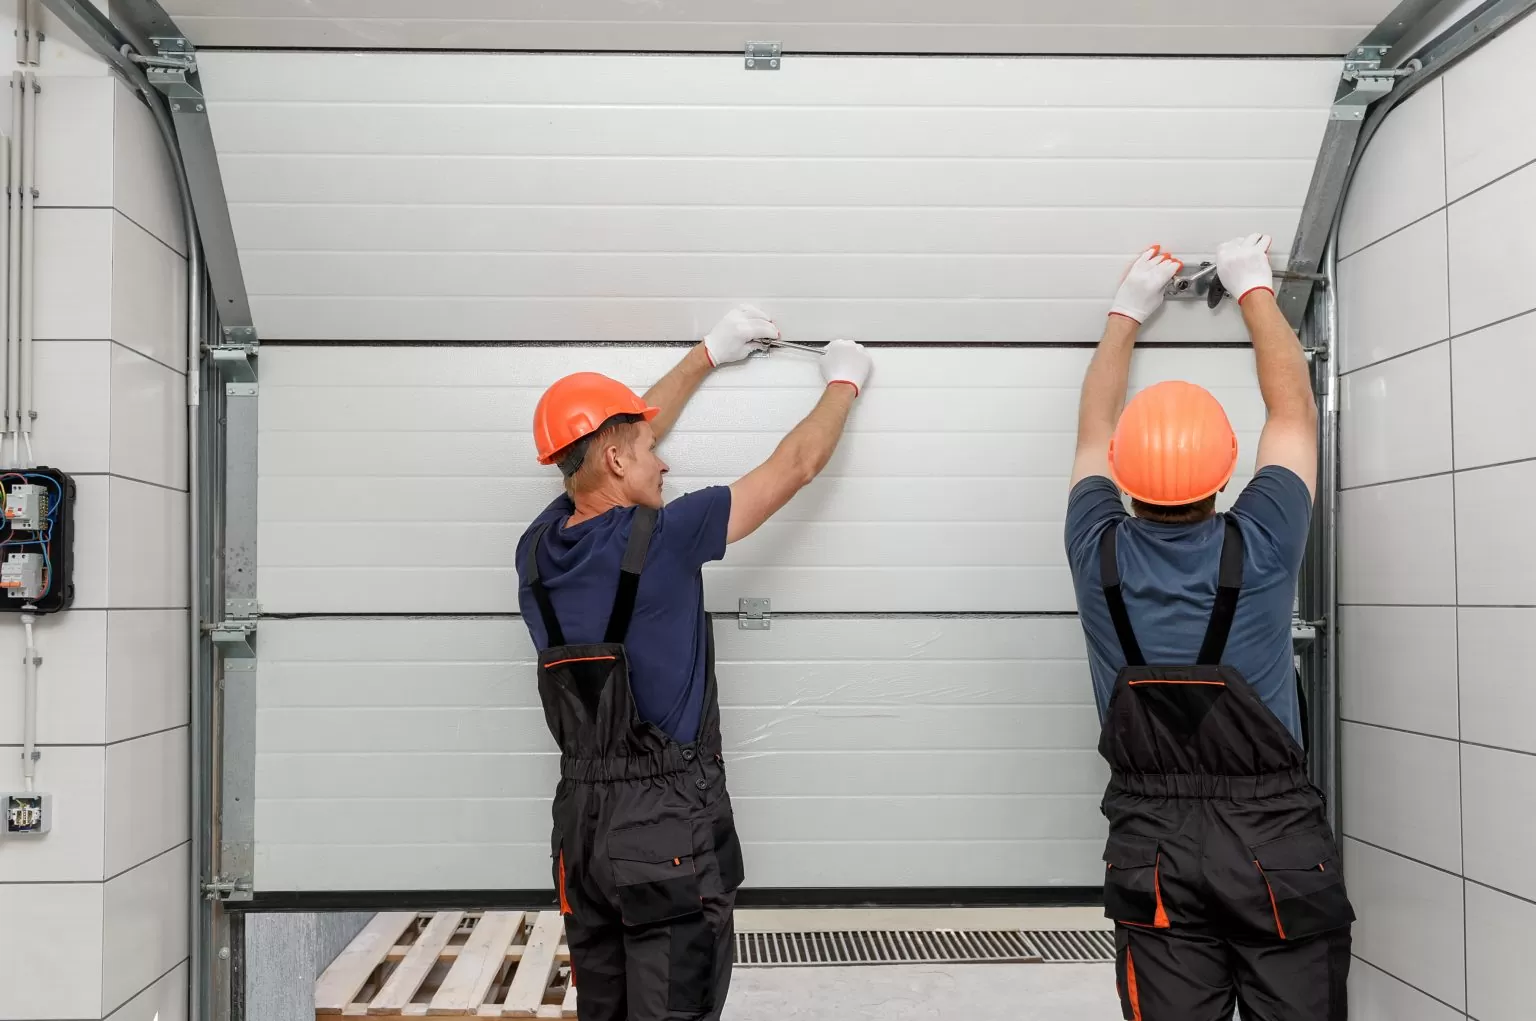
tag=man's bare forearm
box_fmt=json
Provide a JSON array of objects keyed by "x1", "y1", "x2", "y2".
[
  {"x1": 771, "y1": 383, "x2": 857, "y2": 485},
  {"x1": 1078, "y1": 315, "x2": 1140, "y2": 444},
  {"x1": 642, "y1": 343, "x2": 713, "y2": 440},
  {"x1": 1241, "y1": 292, "x2": 1316, "y2": 423}
]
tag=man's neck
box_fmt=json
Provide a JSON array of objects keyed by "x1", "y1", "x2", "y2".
[{"x1": 567, "y1": 487, "x2": 629, "y2": 528}]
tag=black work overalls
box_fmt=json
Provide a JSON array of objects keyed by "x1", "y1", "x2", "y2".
[
  {"x1": 1097, "y1": 517, "x2": 1355, "y2": 1021},
  {"x1": 526, "y1": 507, "x2": 745, "y2": 1021}
]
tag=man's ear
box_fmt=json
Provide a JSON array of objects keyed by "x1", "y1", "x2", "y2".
[{"x1": 603, "y1": 442, "x2": 626, "y2": 478}]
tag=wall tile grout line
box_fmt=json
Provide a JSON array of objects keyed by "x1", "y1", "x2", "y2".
[
  {"x1": 1351, "y1": 955, "x2": 1470, "y2": 1018},
  {"x1": 1443, "y1": 77, "x2": 1471, "y2": 1013},
  {"x1": 112, "y1": 207, "x2": 188, "y2": 262},
  {"x1": 0, "y1": 841, "x2": 190, "y2": 888},
  {"x1": 1338, "y1": 203, "x2": 1448, "y2": 263},
  {"x1": 1338, "y1": 336, "x2": 1450, "y2": 380},
  {"x1": 100, "y1": 956, "x2": 188, "y2": 1020},
  {"x1": 0, "y1": 724, "x2": 191, "y2": 750},
  {"x1": 1344, "y1": 834, "x2": 1467, "y2": 883},
  {"x1": 1338, "y1": 718, "x2": 1536, "y2": 760},
  {"x1": 1446, "y1": 151, "x2": 1536, "y2": 209},
  {"x1": 1338, "y1": 453, "x2": 1536, "y2": 494},
  {"x1": 70, "y1": 472, "x2": 191, "y2": 495},
  {"x1": 1337, "y1": 305, "x2": 1536, "y2": 379}
]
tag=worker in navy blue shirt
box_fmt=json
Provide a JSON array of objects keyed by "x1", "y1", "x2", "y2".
[
  {"x1": 1066, "y1": 238, "x2": 1352, "y2": 1021},
  {"x1": 517, "y1": 305, "x2": 873, "y2": 1021}
]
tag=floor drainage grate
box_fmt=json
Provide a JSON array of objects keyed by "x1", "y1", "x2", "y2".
[
  {"x1": 734, "y1": 930, "x2": 1048, "y2": 967},
  {"x1": 1021, "y1": 929, "x2": 1117, "y2": 963}
]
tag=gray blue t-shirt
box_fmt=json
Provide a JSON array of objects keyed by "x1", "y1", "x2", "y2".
[
  {"x1": 516, "y1": 487, "x2": 732, "y2": 745},
  {"x1": 1064, "y1": 467, "x2": 1312, "y2": 745}
]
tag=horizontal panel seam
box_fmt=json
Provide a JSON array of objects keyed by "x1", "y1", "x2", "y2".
[{"x1": 1349, "y1": 957, "x2": 1467, "y2": 1017}]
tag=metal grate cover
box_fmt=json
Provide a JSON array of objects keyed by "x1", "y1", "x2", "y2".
[
  {"x1": 734, "y1": 929, "x2": 1116, "y2": 967},
  {"x1": 1020, "y1": 929, "x2": 1116, "y2": 963}
]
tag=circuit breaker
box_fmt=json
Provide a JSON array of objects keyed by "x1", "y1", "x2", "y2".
[{"x1": 0, "y1": 468, "x2": 75, "y2": 613}]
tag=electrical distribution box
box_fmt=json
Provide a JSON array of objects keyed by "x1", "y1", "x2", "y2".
[{"x1": 0, "y1": 468, "x2": 75, "y2": 613}]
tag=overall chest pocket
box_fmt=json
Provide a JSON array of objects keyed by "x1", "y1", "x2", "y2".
[
  {"x1": 608, "y1": 819, "x2": 703, "y2": 926},
  {"x1": 1102, "y1": 834, "x2": 1169, "y2": 928},
  {"x1": 1251, "y1": 830, "x2": 1355, "y2": 940}
]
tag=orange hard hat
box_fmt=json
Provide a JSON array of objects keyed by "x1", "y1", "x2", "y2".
[
  {"x1": 1108, "y1": 381, "x2": 1238, "y2": 506},
  {"x1": 533, "y1": 372, "x2": 659, "y2": 465}
]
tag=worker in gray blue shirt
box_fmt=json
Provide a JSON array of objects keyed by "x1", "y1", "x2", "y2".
[
  {"x1": 518, "y1": 306, "x2": 873, "y2": 1021},
  {"x1": 1065, "y1": 237, "x2": 1354, "y2": 1021}
]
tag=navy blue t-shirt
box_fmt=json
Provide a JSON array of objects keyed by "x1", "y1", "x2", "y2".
[
  {"x1": 1065, "y1": 467, "x2": 1312, "y2": 745},
  {"x1": 516, "y1": 487, "x2": 731, "y2": 745}
]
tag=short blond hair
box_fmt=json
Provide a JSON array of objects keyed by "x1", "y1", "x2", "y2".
[{"x1": 557, "y1": 414, "x2": 643, "y2": 497}]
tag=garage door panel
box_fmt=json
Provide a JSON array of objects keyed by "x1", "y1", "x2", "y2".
[
  {"x1": 201, "y1": 52, "x2": 1341, "y2": 105},
  {"x1": 250, "y1": 294, "x2": 1254, "y2": 344},
  {"x1": 215, "y1": 104, "x2": 1324, "y2": 161},
  {"x1": 220, "y1": 153, "x2": 1316, "y2": 214},
  {"x1": 243, "y1": 251, "x2": 1281, "y2": 302},
  {"x1": 258, "y1": 750, "x2": 1108, "y2": 801},
  {"x1": 259, "y1": 345, "x2": 1267, "y2": 391},
  {"x1": 252, "y1": 839, "x2": 1106, "y2": 893},
  {"x1": 258, "y1": 347, "x2": 1264, "y2": 613},
  {"x1": 232, "y1": 205, "x2": 1304, "y2": 260},
  {"x1": 258, "y1": 429, "x2": 1249, "y2": 482},
  {"x1": 255, "y1": 617, "x2": 1110, "y2": 890},
  {"x1": 736, "y1": 795, "x2": 1105, "y2": 843}
]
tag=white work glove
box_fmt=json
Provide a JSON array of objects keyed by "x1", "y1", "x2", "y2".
[
  {"x1": 703, "y1": 304, "x2": 780, "y2": 367},
  {"x1": 1216, "y1": 233, "x2": 1276, "y2": 305},
  {"x1": 1109, "y1": 245, "x2": 1184, "y2": 324},
  {"x1": 821, "y1": 339, "x2": 872, "y2": 396}
]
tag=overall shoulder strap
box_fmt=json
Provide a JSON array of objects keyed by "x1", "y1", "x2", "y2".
[
  {"x1": 1098, "y1": 521, "x2": 1147, "y2": 667},
  {"x1": 524, "y1": 523, "x2": 565, "y2": 647},
  {"x1": 604, "y1": 505, "x2": 659, "y2": 644},
  {"x1": 1196, "y1": 516, "x2": 1246, "y2": 665}
]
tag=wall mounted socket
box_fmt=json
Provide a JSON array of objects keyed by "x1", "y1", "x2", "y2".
[{"x1": 2, "y1": 792, "x2": 50, "y2": 836}]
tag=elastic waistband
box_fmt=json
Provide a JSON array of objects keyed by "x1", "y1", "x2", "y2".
[
  {"x1": 560, "y1": 744, "x2": 719, "y2": 783},
  {"x1": 1109, "y1": 768, "x2": 1312, "y2": 800}
]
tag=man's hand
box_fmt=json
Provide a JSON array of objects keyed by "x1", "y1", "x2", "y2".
[
  {"x1": 1216, "y1": 233, "x2": 1276, "y2": 305},
  {"x1": 1109, "y1": 245, "x2": 1183, "y2": 325},
  {"x1": 820, "y1": 338, "x2": 872, "y2": 396},
  {"x1": 703, "y1": 305, "x2": 780, "y2": 367}
]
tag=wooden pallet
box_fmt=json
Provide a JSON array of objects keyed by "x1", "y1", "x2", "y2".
[{"x1": 315, "y1": 911, "x2": 577, "y2": 1018}]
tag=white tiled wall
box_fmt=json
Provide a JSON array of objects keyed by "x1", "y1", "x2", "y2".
[
  {"x1": 0, "y1": 37, "x2": 191, "y2": 1021},
  {"x1": 1337, "y1": 12, "x2": 1536, "y2": 1018}
]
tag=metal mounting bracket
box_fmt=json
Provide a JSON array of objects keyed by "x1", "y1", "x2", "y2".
[
  {"x1": 210, "y1": 619, "x2": 256, "y2": 659},
  {"x1": 738, "y1": 597, "x2": 771, "y2": 630},
  {"x1": 1331, "y1": 45, "x2": 1406, "y2": 120},
  {"x1": 745, "y1": 41, "x2": 781, "y2": 70},
  {"x1": 203, "y1": 875, "x2": 253, "y2": 902}
]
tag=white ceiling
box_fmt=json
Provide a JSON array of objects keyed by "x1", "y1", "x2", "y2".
[{"x1": 165, "y1": 0, "x2": 1401, "y2": 55}]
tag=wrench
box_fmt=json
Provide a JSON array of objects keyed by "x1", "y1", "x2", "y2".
[{"x1": 759, "y1": 338, "x2": 826, "y2": 356}]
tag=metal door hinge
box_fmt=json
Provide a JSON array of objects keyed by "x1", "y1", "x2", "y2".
[
  {"x1": 745, "y1": 41, "x2": 781, "y2": 70},
  {"x1": 204, "y1": 875, "x2": 253, "y2": 902},
  {"x1": 210, "y1": 619, "x2": 257, "y2": 659},
  {"x1": 211, "y1": 328, "x2": 259, "y2": 388},
  {"x1": 1332, "y1": 45, "x2": 1417, "y2": 120},
  {"x1": 738, "y1": 597, "x2": 771, "y2": 630}
]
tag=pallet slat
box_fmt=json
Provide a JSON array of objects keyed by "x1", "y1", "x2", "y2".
[
  {"x1": 429, "y1": 911, "x2": 525, "y2": 1015},
  {"x1": 371, "y1": 911, "x2": 466, "y2": 1014},
  {"x1": 323, "y1": 912, "x2": 578, "y2": 1020},
  {"x1": 317, "y1": 913, "x2": 421, "y2": 1014},
  {"x1": 501, "y1": 912, "x2": 565, "y2": 1018}
]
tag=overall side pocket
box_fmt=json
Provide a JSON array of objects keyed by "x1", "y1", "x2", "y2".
[
  {"x1": 1251, "y1": 829, "x2": 1355, "y2": 940},
  {"x1": 1102, "y1": 833, "x2": 1169, "y2": 928},
  {"x1": 607, "y1": 819, "x2": 703, "y2": 927}
]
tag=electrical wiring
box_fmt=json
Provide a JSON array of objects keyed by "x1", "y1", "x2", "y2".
[{"x1": 0, "y1": 470, "x2": 61, "y2": 597}]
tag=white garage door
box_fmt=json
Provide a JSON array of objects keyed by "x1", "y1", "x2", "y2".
[{"x1": 206, "y1": 51, "x2": 1337, "y2": 893}]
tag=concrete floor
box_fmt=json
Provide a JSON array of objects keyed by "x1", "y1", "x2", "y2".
[{"x1": 724, "y1": 963, "x2": 1121, "y2": 1020}]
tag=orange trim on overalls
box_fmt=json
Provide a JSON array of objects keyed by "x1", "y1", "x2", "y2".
[
  {"x1": 557, "y1": 850, "x2": 572, "y2": 916},
  {"x1": 544, "y1": 655, "x2": 618, "y2": 669},
  {"x1": 1126, "y1": 946, "x2": 1144, "y2": 1021},
  {"x1": 1256, "y1": 861, "x2": 1286, "y2": 939},
  {"x1": 1153, "y1": 856, "x2": 1170, "y2": 928}
]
